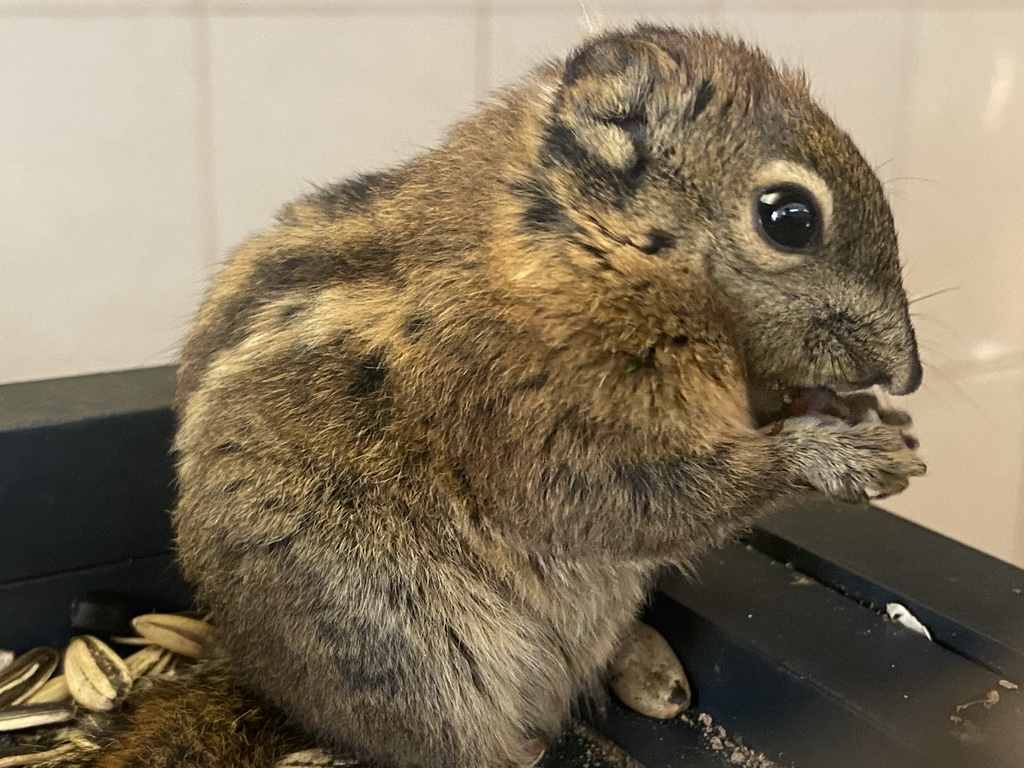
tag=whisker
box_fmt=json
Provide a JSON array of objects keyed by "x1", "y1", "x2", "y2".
[
  {"x1": 873, "y1": 157, "x2": 897, "y2": 174},
  {"x1": 882, "y1": 176, "x2": 938, "y2": 186},
  {"x1": 910, "y1": 286, "x2": 959, "y2": 304}
]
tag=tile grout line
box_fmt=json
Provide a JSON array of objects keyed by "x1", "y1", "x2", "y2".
[
  {"x1": 194, "y1": 0, "x2": 220, "y2": 269},
  {"x1": 206, "y1": 3, "x2": 476, "y2": 16},
  {"x1": 0, "y1": 3, "x2": 194, "y2": 18},
  {"x1": 0, "y1": 3, "x2": 473, "y2": 18},
  {"x1": 3, "y1": 1, "x2": 1024, "y2": 18}
]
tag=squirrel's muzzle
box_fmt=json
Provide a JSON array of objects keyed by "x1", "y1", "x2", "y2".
[
  {"x1": 885, "y1": 342, "x2": 922, "y2": 396},
  {"x1": 866, "y1": 314, "x2": 922, "y2": 396}
]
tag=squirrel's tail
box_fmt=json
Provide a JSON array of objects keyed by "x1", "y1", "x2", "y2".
[{"x1": 52, "y1": 659, "x2": 316, "y2": 768}]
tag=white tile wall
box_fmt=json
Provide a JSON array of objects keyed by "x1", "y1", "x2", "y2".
[
  {"x1": 0, "y1": 1, "x2": 194, "y2": 11},
  {"x1": 488, "y1": 7, "x2": 715, "y2": 90},
  {"x1": 715, "y1": 8, "x2": 911, "y2": 172},
  {"x1": 1, "y1": 0, "x2": 1022, "y2": 568},
  {"x1": 0, "y1": 15, "x2": 205, "y2": 382},
  {"x1": 879, "y1": 8, "x2": 1024, "y2": 566},
  {"x1": 207, "y1": 12, "x2": 476, "y2": 255}
]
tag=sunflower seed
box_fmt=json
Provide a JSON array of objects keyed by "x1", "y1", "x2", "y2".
[
  {"x1": 131, "y1": 615, "x2": 215, "y2": 658},
  {"x1": 124, "y1": 645, "x2": 174, "y2": 679},
  {"x1": 107, "y1": 636, "x2": 151, "y2": 647},
  {"x1": 22, "y1": 675, "x2": 70, "y2": 705},
  {"x1": 0, "y1": 753, "x2": 45, "y2": 765},
  {"x1": 0, "y1": 755, "x2": 44, "y2": 768},
  {"x1": 0, "y1": 649, "x2": 59, "y2": 707},
  {"x1": 0, "y1": 653, "x2": 13, "y2": 675},
  {"x1": 0, "y1": 741, "x2": 78, "y2": 767},
  {"x1": 0, "y1": 703, "x2": 75, "y2": 733},
  {"x1": 274, "y1": 749, "x2": 360, "y2": 767},
  {"x1": 64, "y1": 636, "x2": 132, "y2": 711},
  {"x1": 608, "y1": 621, "x2": 690, "y2": 719}
]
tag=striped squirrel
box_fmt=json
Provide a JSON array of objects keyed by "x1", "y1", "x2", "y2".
[{"x1": 69, "y1": 24, "x2": 924, "y2": 768}]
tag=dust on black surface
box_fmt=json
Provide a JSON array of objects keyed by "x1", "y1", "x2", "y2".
[
  {"x1": 541, "y1": 716, "x2": 779, "y2": 768},
  {"x1": 539, "y1": 723, "x2": 643, "y2": 768}
]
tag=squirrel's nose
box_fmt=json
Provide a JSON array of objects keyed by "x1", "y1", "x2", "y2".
[
  {"x1": 888, "y1": 352, "x2": 922, "y2": 396},
  {"x1": 855, "y1": 349, "x2": 921, "y2": 396},
  {"x1": 872, "y1": 344, "x2": 921, "y2": 396}
]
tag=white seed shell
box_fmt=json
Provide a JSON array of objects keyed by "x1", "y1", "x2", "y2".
[
  {"x1": 131, "y1": 614, "x2": 215, "y2": 658},
  {"x1": 0, "y1": 702, "x2": 75, "y2": 732},
  {"x1": 274, "y1": 750, "x2": 359, "y2": 767},
  {"x1": 608, "y1": 621, "x2": 690, "y2": 719},
  {"x1": 64, "y1": 636, "x2": 132, "y2": 711},
  {"x1": 23, "y1": 675, "x2": 70, "y2": 704},
  {"x1": 0, "y1": 741, "x2": 79, "y2": 767},
  {"x1": 886, "y1": 603, "x2": 933, "y2": 641},
  {"x1": 0, "y1": 648, "x2": 59, "y2": 707},
  {"x1": 125, "y1": 645, "x2": 175, "y2": 679}
]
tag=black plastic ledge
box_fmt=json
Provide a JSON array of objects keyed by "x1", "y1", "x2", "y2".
[
  {"x1": 0, "y1": 366, "x2": 190, "y2": 644},
  {"x1": 2, "y1": 368, "x2": 1023, "y2": 767},
  {"x1": 748, "y1": 500, "x2": 1024, "y2": 683}
]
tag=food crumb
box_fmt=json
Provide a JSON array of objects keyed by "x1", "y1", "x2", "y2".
[
  {"x1": 682, "y1": 712, "x2": 780, "y2": 768},
  {"x1": 998, "y1": 680, "x2": 1019, "y2": 690},
  {"x1": 885, "y1": 603, "x2": 933, "y2": 641}
]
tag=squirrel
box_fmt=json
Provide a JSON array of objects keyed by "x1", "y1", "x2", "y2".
[{"x1": 64, "y1": 24, "x2": 925, "y2": 768}]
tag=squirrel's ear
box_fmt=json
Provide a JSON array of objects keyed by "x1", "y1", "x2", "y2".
[{"x1": 553, "y1": 33, "x2": 678, "y2": 182}]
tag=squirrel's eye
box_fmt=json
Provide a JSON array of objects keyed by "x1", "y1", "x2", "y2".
[{"x1": 756, "y1": 185, "x2": 819, "y2": 251}]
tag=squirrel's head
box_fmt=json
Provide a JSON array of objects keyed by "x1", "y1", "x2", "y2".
[{"x1": 503, "y1": 25, "x2": 920, "y2": 416}]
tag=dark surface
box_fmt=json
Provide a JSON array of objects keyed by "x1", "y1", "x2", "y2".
[
  {"x1": 0, "y1": 554, "x2": 192, "y2": 649},
  {"x1": 0, "y1": 366, "x2": 175, "y2": 430},
  {"x1": 595, "y1": 701, "x2": 765, "y2": 768},
  {"x1": 3, "y1": 367, "x2": 1024, "y2": 768},
  {"x1": 541, "y1": 723, "x2": 644, "y2": 768},
  {"x1": 71, "y1": 591, "x2": 157, "y2": 637},
  {"x1": 749, "y1": 500, "x2": 1024, "y2": 681},
  {"x1": 649, "y1": 545, "x2": 1024, "y2": 768},
  {"x1": 0, "y1": 368, "x2": 178, "y2": 585}
]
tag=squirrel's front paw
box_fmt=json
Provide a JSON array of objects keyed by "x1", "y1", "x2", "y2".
[
  {"x1": 775, "y1": 416, "x2": 926, "y2": 504},
  {"x1": 835, "y1": 388, "x2": 919, "y2": 449}
]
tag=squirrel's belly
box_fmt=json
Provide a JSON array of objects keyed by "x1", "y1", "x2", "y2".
[{"x1": 190, "y1": 530, "x2": 652, "y2": 763}]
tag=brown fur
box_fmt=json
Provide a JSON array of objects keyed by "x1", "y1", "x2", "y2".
[
  {"x1": 72, "y1": 25, "x2": 924, "y2": 768},
  {"x1": 69, "y1": 662, "x2": 303, "y2": 768}
]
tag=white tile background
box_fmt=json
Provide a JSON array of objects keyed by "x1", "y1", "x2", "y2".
[{"x1": 2, "y1": 0, "x2": 1023, "y2": 567}]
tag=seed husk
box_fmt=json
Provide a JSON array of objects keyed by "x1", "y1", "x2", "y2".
[
  {"x1": 0, "y1": 753, "x2": 45, "y2": 765},
  {"x1": 0, "y1": 652, "x2": 13, "y2": 675},
  {"x1": 22, "y1": 675, "x2": 70, "y2": 705},
  {"x1": 64, "y1": 636, "x2": 132, "y2": 711},
  {"x1": 107, "y1": 636, "x2": 151, "y2": 647},
  {"x1": 131, "y1": 615, "x2": 215, "y2": 658},
  {"x1": 0, "y1": 702, "x2": 75, "y2": 733},
  {"x1": 274, "y1": 750, "x2": 359, "y2": 767},
  {"x1": 0, "y1": 649, "x2": 59, "y2": 707},
  {"x1": 608, "y1": 621, "x2": 691, "y2": 719},
  {"x1": 0, "y1": 741, "x2": 78, "y2": 767},
  {"x1": 124, "y1": 645, "x2": 174, "y2": 679}
]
